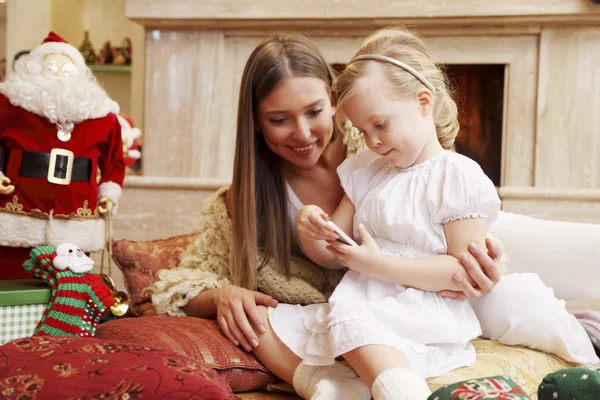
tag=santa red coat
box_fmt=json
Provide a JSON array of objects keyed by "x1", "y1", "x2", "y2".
[{"x1": 0, "y1": 93, "x2": 125, "y2": 253}]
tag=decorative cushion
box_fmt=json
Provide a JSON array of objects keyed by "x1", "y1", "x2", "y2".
[
  {"x1": 427, "y1": 338, "x2": 573, "y2": 398},
  {"x1": 471, "y1": 273, "x2": 599, "y2": 365},
  {"x1": 0, "y1": 336, "x2": 236, "y2": 399},
  {"x1": 428, "y1": 375, "x2": 530, "y2": 399},
  {"x1": 111, "y1": 234, "x2": 195, "y2": 316},
  {"x1": 538, "y1": 365, "x2": 600, "y2": 400},
  {"x1": 96, "y1": 315, "x2": 278, "y2": 393},
  {"x1": 489, "y1": 211, "x2": 600, "y2": 301}
]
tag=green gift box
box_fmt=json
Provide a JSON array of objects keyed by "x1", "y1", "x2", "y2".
[{"x1": 0, "y1": 279, "x2": 51, "y2": 345}]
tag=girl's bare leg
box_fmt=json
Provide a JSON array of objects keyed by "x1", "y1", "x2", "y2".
[
  {"x1": 252, "y1": 306, "x2": 370, "y2": 400},
  {"x1": 344, "y1": 345, "x2": 431, "y2": 400}
]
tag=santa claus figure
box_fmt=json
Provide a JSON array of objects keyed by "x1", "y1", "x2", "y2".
[
  {"x1": 0, "y1": 32, "x2": 125, "y2": 279},
  {"x1": 117, "y1": 114, "x2": 142, "y2": 172}
]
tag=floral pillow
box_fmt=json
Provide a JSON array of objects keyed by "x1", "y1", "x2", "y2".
[
  {"x1": 96, "y1": 316, "x2": 278, "y2": 393},
  {"x1": 111, "y1": 234, "x2": 195, "y2": 316},
  {"x1": 0, "y1": 336, "x2": 236, "y2": 399}
]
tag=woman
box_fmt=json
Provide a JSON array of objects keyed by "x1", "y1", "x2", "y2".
[{"x1": 151, "y1": 33, "x2": 504, "y2": 396}]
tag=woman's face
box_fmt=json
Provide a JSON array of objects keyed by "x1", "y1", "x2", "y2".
[{"x1": 256, "y1": 76, "x2": 335, "y2": 170}]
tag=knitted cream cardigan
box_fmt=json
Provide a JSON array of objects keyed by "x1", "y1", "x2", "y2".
[{"x1": 151, "y1": 186, "x2": 345, "y2": 316}]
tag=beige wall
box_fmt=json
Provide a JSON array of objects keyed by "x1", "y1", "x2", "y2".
[
  {"x1": 0, "y1": 1, "x2": 6, "y2": 61},
  {"x1": 6, "y1": 0, "x2": 51, "y2": 75},
  {"x1": 0, "y1": 21, "x2": 6, "y2": 61}
]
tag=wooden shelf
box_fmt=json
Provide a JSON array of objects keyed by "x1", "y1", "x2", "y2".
[{"x1": 89, "y1": 64, "x2": 132, "y2": 73}]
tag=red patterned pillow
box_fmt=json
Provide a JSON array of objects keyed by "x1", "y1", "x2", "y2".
[
  {"x1": 111, "y1": 234, "x2": 195, "y2": 316},
  {"x1": 96, "y1": 316, "x2": 278, "y2": 393},
  {"x1": 0, "y1": 336, "x2": 236, "y2": 399}
]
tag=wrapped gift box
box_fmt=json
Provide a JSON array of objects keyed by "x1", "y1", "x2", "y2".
[{"x1": 0, "y1": 279, "x2": 50, "y2": 345}]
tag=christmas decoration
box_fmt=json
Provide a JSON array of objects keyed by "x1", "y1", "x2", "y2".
[
  {"x1": 78, "y1": 30, "x2": 96, "y2": 65},
  {"x1": 117, "y1": 114, "x2": 142, "y2": 173},
  {"x1": 0, "y1": 31, "x2": 125, "y2": 279},
  {"x1": 23, "y1": 244, "x2": 114, "y2": 337},
  {"x1": 97, "y1": 41, "x2": 114, "y2": 65},
  {"x1": 112, "y1": 38, "x2": 132, "y2": 65}
]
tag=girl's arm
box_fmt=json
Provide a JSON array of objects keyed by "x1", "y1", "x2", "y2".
[
  {"x1": 297, "y1": 195, "x2": 355, "y2": 267},
  {"x1": 379, "y1": 217, "x2": 486, "y2": 291},
  {"x1": 329, "y1": 217, "x2": 486, "y2": 292}
]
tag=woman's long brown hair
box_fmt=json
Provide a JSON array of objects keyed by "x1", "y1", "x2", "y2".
[{"x1": 230, "y1": 34, "x2": 334, "y2": 289}]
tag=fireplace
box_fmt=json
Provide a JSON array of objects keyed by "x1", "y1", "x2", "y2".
[
  {"x1": 116, "y1": 0, "x2": 600, "y2": 245},
  {"x1": 448, "y1": 64, "x2": 505, "y2": 187}
]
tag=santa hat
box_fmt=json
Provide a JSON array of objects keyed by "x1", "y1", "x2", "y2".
[{"x1": 28, "y1": 31, "x2": 88, "y2": 72}]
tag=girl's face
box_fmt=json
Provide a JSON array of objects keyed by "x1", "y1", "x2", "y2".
[
  {"x1": 341, "y1": 74, "x2": 436, "y2": 169},
  {"x1": 256, "y1": 76, "x2": 336, "y2": 170}
]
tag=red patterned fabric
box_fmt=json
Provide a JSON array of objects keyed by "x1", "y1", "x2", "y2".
[
  {"x1": 96, "y1": 316, "x2": 278, "y2": 393},
  {"x1": 0, "y1": 246, "x2": 33, "y2": 280},
  {"x1": 111, "y1": 234, "x2": 195, "y2": 316},
  {"x1": 0, "y1": 336, "x2": 237, "y2": 399}
]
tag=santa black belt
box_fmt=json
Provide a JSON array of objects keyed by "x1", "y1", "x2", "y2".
[{"x1": 0, "y1": 147, "x2": 92, "y2": 185}]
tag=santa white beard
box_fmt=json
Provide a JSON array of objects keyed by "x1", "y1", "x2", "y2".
[{"x1": 0, "y1": 58, "x2": 119, "y2": 126}]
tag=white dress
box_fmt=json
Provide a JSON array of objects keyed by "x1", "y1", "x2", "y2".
[{"x1": 269, "y1": 150, "x2": 502, "y2": 378}]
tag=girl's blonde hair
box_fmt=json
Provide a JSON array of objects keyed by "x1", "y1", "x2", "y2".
[{"x1": 334, "y1": 27, "x2": 459, "y2": 150}]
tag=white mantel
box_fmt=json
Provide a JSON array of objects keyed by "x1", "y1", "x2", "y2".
[{"x1": 125, "y1": 0, "x2": 600, "y2": 26}]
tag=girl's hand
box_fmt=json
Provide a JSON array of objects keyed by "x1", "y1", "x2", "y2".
[
  {"x1": 439, "y1": 238, "x2": 503, "y2": 299},
  {"x1": 326, "y1": 224, "x2": 382, "y2": 275},
  {"x1": 214, "y1": 286, "x2": 278, "y2": 352},
  {"x1": 296, "y1": 205, "x2": 338, "y2": 241}
]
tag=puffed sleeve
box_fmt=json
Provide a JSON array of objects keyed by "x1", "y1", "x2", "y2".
[{"x1": 428, "y1": 154, "x2": 501, "y2": 229}]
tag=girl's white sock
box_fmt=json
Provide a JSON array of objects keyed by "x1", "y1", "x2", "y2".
[
  {"x1": 293, "y1": 362, "x2": 371, "y2": 400},
  {"x1": 372, "y1": 367, "x2": 432, "y2": 400}
]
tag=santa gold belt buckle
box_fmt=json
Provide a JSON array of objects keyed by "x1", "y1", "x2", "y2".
[{"x1": 47, "y1": 148, "x2": 74, "y2": 185}]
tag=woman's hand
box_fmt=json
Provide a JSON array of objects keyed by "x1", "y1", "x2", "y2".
[
  {"x1": 296, "y1": 205, "x2": 338, "y2": 241},
  {"x1": 214, "y1": 286, "x2": 278, "y2": 352},
  {"x1": 439, "y1": 238, "x2": 503, "y2": 299}
]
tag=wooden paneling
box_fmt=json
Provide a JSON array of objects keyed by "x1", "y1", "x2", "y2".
[
  {"x1": 143, "y1": 33, "x2": 538, "y2": 187},
  {"x1": 536, "y1": 27, "x2": 600, "y2": 188},
  {"x1": 502, "y1": 199, "x2": 600, "y2": 224},
  {"x1": 143, "y1": 30, "x2": 231, "y2": 178},
  {"x1": 501, "y1": 187, "x2": 600, "y2": 224}
]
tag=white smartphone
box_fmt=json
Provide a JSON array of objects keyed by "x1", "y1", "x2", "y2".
[{"x1": 327, "y1": 220, "x2": 359, "y2": 247}]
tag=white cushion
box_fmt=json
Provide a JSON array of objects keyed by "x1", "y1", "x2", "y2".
[
  {"x1": 489, "y1": 211, "x2": 600, "y2": 300},
  {"x1": 471, "y1": 273, "x2": 599, "y2": 365}
]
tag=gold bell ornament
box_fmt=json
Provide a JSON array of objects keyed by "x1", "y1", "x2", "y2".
[{"x1": 98, "y1": 197, "x2": 130, "y2": 317}]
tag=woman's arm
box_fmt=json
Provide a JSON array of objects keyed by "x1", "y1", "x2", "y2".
[
  {"x1": 296, "y1": 195, "x2": 355, "y2": 267},
  {"x1": 182, "y1": 288, "x2": 220, "y2": 318}
]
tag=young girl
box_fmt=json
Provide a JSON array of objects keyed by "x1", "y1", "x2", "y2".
[{"x1": 268, "y1": 28, "x2": 598, "y2": 400}]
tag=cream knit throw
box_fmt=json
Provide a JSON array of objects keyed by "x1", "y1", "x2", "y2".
[{"x1": 151, "y1": 187, "x2": 345, "y2": 316}]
